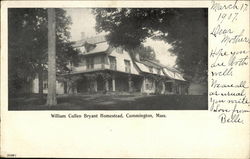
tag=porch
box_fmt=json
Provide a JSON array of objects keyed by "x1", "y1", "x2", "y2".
[
  {"x1": 63, "y1": 70, "x2": 188, "y2": 95},
  {"x1": 69, "y1": 70, "x2": 143, "y2": 94}
]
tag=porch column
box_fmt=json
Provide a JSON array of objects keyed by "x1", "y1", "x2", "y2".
[
  {"x1": 94, "y1": 80, "x2": 97, "y2": 92},
  {"x1": 153, "y1": 79, "x2": 156, "y2": 94},
  {"x1": 128, "y1": 75, "x2": 132, "y2": 92},
  {"x1": 141, "y1": 76, "x2": 146, "y2": 93},
  {"x1": 67, "y1": 81, "x2": 72, "y2": 94},
  {"x1": 180, "y1": 84, "x2": 183, "y2": 95},
  {"x1": 105, "y1": 78, "x2": 109, "y2": 91},
  {"x1": 161, "y1": 81, "x2": 166, "y2": 94},
  {"x1": 173, "y1": 81, "x2": 177, "y2": 94},
  {"x1": 112, "y1": 75, "x2": 116, "y2": 91}
]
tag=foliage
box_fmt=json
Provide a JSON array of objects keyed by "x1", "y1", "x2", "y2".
[
  {"x1": 130, "y1": 45, "x2": 156, "y2": 61},
  {"x1": 93, "y1": 8, "x2": 208, "y2": 82},
  {"x1": 8, "y1": 8, "x2": 79, "y2": 95},
  {"x1": 59, "y1": 74, "x2": 82, "y2": 93}
]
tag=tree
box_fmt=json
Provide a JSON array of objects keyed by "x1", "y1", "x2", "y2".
[
  {"x1": 47, "y1": 8, "x2": 57, "y2": 106},
  {"x1": 130, "y1": 45, "x2": 156, "y2": 61},
  {"x1": 93, "y1": 8, "x2": 208, "y2": 82},
  {"x1": 8, "y1": 8, "x2": 78, "y2": 97}
]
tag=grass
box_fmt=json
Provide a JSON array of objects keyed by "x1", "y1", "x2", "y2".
[{"x1": 8, "y1": 93, "x2": 208, "y2": 110}]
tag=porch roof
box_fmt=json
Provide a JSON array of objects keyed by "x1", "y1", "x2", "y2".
[
  {"x1": 145, "y1": 59, "x2": 186, "y2": 81},
  {"x1": 135, "y1": 62, "x2": 153, "y2": 74},
  {"x1": 134, "y1": 61, "x2": 185, "y2": 81},
  {"x1": 65, "y1": 68, "x2": 141, "y2": 76},
  {"x1": 163, "y1": 68, "x2": 185, "y2": 81}
]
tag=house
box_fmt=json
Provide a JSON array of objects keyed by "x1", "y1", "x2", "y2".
[
  {"x1": 32, "y1": 77, "x2": 65, "y2": 94},
  {"x1": 134, "y1": 59, "x2": 188, "y2": 95},
  {"x1": 32, "y1": 35, "x2": 188, "y2": 95}
]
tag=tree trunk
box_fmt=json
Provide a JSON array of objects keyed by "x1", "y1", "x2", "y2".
[
  {"x1": 47, "y1": 8, "x2": 57, "y2": 106},
  {"x1": 38, "y1": 66, "x2": 43, "y2": 99}
]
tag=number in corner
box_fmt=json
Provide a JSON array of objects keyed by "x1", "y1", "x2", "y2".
[{"x1": 7, "y1": 154, "x2": 16, "y2": 158}]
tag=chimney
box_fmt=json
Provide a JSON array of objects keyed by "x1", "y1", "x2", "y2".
[{"x1": 81, "y1": 32, "x2": 85, "y2": 40}]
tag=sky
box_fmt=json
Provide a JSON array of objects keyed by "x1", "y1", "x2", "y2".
[{"x1": 65, "y1": 8, "x2": 176, "y2": 67}]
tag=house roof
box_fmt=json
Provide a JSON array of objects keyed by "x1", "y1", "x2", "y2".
[
  {"x1": 135, "y1": 62, "x2": 152, "y2": 73},
  {"x1": 145, "y1": 59, "x2": 179, "y2": 73},
  {"x1": 163, "y1": 68, "x2": 185, "y2": 81},
  {"x1": 73, "y1": 35, "x2": 110, "y2": 55},
  {"x1": 71, "y1": 35, "x2": 186, "y2": 81},
  {"x1": 73, "y1": 35, "x2": 106, "y2": 48},
  {"x1": 163, "y1": 68, "x2": 175, "y2": 79},
  {"x1": 138, "y1": 60, "x2": 161, "y2": 69},
  {"x1": 145, "y1": 59, "x2": 185, "y2": 81},
  {"x1": 85, "y1": 42, "x2": 110, "y2": 55},
  {"x1": 134, "y1": 59, "x2": 186, "y2": 81},
  {"x1": 175, "y1": 73, "x2": 185, "y2": 81},
  {"x1": 84, "y1": 35, "x2": 106, "y2": 44},
  {"x1": 135, "y1": 61, "x2": 164, "y2": 76}
]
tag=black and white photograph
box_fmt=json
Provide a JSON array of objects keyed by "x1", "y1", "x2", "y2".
[
  {"x1": 8, "y1": 8, "x2": 208, "y2": 110},
  {"x1": 2, "y1": 1, "x2": 250, "y2": 158}
]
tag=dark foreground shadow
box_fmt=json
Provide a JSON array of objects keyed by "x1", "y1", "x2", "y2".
[{"x1": 8, "y1": 94, "x2": 208, "y2": 110}]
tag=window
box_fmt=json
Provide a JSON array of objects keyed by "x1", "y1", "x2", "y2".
[
  {"x1": 157, "y1": 68, "x2": 161, "y2": 75},
  {"x1": 109, "y1": 56, "x2": 117, "y2": 70},
  {"x1": 124, "y1": 60, "x2": 131, "y2": 73},
  {"x1": 86, "y1": 57, "x2": 94, "y2": 69},
  {"x1": 149, "y1": 66, "x2": 153, "y2": 73}
]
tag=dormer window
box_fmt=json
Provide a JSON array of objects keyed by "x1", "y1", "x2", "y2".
[
  {"x1": 84, "y1": 43, "x2": 96, "y2": 52},
  {"x1": 79, "y1": 46, "x2": 86, "y2": 54},
  {"x1": 157, "y1": 68, "x2": 161, "y2": 75},
  {"x1": 124, "y1": 60, "x2": 131, "y2": 73},
  {"x1": 109, "y1": 56, "x2": 117, "y2": 70},
  {"x1": 149, "y1": 66, "x2": 153, "y2": 73}
]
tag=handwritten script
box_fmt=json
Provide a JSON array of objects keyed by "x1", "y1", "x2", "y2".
[{"x1": 210, "y1": 0, "x2": 249, "y2": 124}]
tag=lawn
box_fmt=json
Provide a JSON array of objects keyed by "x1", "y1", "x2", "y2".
[{"x1": 8, "y1": 93, "x2": 208, "y2": 110}]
